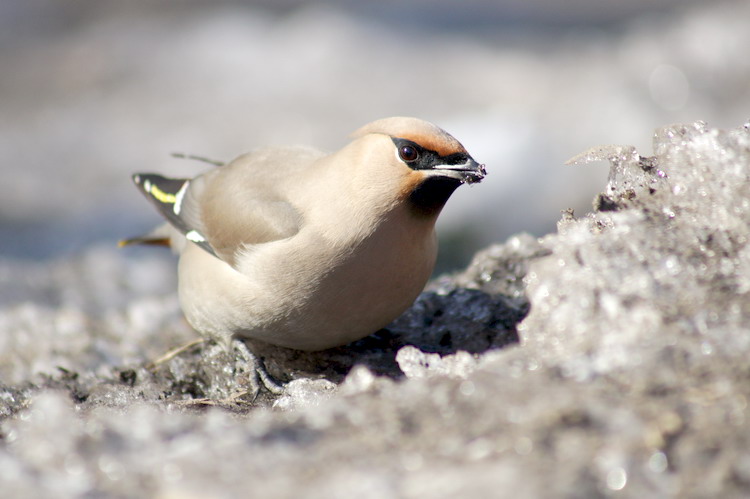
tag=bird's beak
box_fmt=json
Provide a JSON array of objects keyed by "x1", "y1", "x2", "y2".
[{"x1": 431, "y1": 157, "x2": 487, "y2": 184}]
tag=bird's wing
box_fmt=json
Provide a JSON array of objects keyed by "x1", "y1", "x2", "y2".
[
  {"x1": 131, "y1": 173, "x2": 219, "y2": 256},
  {"x1": 132, "y1": 163, "x2": 303, "y2": 267}
]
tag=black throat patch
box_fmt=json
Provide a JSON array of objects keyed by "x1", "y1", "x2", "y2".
[{"x1": 408, "y1": 175, "x2": 462, "y2": 218}]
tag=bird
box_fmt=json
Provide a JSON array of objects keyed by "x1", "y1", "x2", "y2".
[{"x1": 123, "y1": 117, "x2": 486, "y2": 352}]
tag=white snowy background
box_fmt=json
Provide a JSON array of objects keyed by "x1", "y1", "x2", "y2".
[{"x1": 1, "y1": 0, "x2": 748, "y2": 269}]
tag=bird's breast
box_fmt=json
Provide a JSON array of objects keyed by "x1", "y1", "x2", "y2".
[
  {"x1": 179, "y1": 206, "x2": 438, "y2": 351},
  {"x1": 284, "y1": 209, "x2": 437, "y2": 349}
]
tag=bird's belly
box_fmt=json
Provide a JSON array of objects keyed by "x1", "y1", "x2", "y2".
[
  {"x1": 178, "y1": 223, "x2": 437, "y2": 351},
  {"x1": 287, "y1": 229, "x2": 437, "y2": 350}
]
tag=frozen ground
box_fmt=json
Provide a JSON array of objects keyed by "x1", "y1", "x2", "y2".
[
  {"x1": 2, "y1": 120, "x2": 750, "y2": 497},
  {"x1": 3, "y1": 1, "x2": 750, "y2": 497}
]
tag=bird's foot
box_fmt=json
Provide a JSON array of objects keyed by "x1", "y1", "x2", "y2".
[
  {"x1": 145, "y1": 337, "x2": 285, "y2": 407},
  {"x1": 230, "y1": 339, "x2": 285, "y2": 396}
]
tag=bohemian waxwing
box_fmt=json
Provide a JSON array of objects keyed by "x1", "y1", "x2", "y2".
[{"x1": 125, "y1": 117, "x2": 485, "y2": 351}]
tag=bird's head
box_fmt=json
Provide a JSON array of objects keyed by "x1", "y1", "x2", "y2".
[{"x1": 349, "y1": 117, "x2": 486, "y2": 217}]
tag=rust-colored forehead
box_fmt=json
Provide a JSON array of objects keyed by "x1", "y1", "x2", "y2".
[
  {"x1": 395, "y1": 130, "x2": 468, "y2": 157},
  {"x1": 351, "y1": 116, "x2": 468, "y2": 157}
]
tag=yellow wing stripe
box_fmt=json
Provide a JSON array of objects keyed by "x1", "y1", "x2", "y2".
[{"x1": 147, "y1": 183, "x2": 177, "y2": 204}]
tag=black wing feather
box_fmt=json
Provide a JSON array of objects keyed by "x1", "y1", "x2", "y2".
[{"x1": 132, "y1": 173, "x2": 217, "y2": 257}]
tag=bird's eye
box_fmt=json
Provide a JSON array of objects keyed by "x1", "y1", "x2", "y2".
[{"x1": 399, "y1": 145, "x2": 419, "y2": 162}]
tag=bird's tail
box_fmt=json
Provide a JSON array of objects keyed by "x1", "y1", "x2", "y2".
[
  {"x1": 118, "y1": 223, "x2": 175, "y2": 249},
  {"x1": 118, "y1": 235, "x2": 172, "y2": 248}
]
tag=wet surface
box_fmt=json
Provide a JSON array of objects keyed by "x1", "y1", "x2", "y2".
[{"x1": 2, "y1": 121, "x2": 750, "y2": 497}]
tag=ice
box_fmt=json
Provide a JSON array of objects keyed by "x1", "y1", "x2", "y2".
[
  {"x1": 521, "y1": 121, "x2": 750, "y2": 381},
  {"x1": 3, "y1": 1, "x2": 750, "y2": 494},
  {"x1": 395, "y1": 346, "x2": 478, "y2": 379},
  {"x1": 3, "y1": 119, "x2": 750, "y2": 498}
]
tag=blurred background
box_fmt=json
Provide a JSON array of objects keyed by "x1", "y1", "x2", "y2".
[{"x1": 1, "y1": 0, "x2": 749, "y2": 272}]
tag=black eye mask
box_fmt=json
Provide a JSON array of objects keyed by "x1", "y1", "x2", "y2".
[{"x1": 391, "y1": 138, "x2": 469, "y2": 171}]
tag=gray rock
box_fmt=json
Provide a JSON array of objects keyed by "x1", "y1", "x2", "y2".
[{"x1": 2, "y1": 120, "x2": 750, "y2": 497}]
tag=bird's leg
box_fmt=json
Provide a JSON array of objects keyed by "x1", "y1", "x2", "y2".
[
  {"x1": 146, "y1": 337, "x2": 285, "y2": 406},
  {"x1": 231, "y1": 339, "x2": 285, "y2": 396}
]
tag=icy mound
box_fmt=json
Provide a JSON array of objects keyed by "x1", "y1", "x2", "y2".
[{"x1": 522, "y1": 121, "x2": 750, "y2": 376}]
